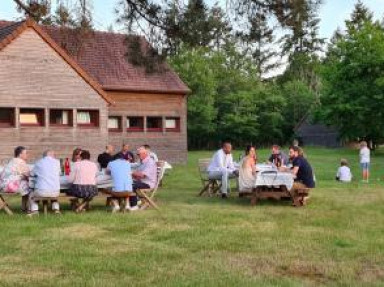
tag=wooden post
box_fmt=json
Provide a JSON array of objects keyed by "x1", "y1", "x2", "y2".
[{"x1": 0, "y1": 195, "x2": 14, "y2": 215}]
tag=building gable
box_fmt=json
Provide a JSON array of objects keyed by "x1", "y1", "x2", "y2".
[{"x1": 0, "y1": 19, "x2": 113, "y2": 105}]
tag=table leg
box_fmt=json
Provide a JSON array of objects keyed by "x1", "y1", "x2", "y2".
[{"x1": 251, "y1": 188, "x2": 258, "y2": 206}]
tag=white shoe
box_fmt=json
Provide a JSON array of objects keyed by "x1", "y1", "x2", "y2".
[
  {"x1": 112, "y1": 205, "x2": 121, "y2": 213},
  {"x1": 126, "y1": 205, "x2": 140, "y2": 212}
]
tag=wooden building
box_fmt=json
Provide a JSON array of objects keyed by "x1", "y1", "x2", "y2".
[
  {"x1": 0, "y1": 19, "x2": 189, "y2": 163},
  {"x1": 295, "y1": 117, "x2": 342, "y2": 148}
]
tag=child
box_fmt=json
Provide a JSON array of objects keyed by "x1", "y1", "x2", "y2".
[
  {"x1": 359, "y1": 141, "x2": 370, "y2": 182},
  {"x1": 336, "y1": 159, "x2": 352, "y2": 182}
]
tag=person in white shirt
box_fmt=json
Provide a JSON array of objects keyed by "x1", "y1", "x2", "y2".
[
  {"x1": 336, "y1": 159, "x2": 352, "y2": 182},
  {"x1": 207, "y1": 142, "x2": 238, "y2": 198},
  {"x1": 359, "y1": 141, "x2": 370, "y2": 182}
]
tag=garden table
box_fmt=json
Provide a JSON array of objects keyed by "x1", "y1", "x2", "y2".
[{"x1": 251, "y1": 169, "x2": 294, "y2": 205}]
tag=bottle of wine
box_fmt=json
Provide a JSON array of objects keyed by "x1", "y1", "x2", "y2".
[{"x1": 64, "y1": 158, "x2": 71, "y2": 176}]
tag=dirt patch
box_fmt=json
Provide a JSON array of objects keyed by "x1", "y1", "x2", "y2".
[{"x1": 356, "y1": 262, "x2": 384, "y2": 283}]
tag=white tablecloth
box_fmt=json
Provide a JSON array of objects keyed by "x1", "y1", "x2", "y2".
[
  {"x1": 254, "y1": 171, "x2": 294, "y2": 191},
  {"x1": 59, "y1": 174, "x2": 113, "y2": 190}
]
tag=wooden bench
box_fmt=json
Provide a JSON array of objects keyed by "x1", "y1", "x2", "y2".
[{"x1": 291, "y1": 187, "x2": 311, "y2": 207}]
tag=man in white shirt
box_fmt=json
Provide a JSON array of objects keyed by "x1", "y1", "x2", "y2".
[{"x1": 207, "y1": 142, "x2": 238, "y2": 198}]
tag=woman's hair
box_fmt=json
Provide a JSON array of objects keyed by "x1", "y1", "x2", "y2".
[
  {"x1": 72, "y1": 148, "x2": 82, "y2": 162},
  {"x1": 360, "y1": 141, "x2": 367, "y2": 147},
  {"x1": 14, "y1": 146, "x2": 26, "y2": 158},
  {"x1": 289, "y1": 146, "x2": 304, "y2": 157},
  {"x1": 245, "y1": 145, "x2": 255, "y2": 156},
  {"x1": 80, "y1": 150, "x2": 91, "y2": 160},
  {"x1": 340, "y1": 158, "x2": 348, "y2": 166}
]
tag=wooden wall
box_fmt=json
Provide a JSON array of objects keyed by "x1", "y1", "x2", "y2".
[
  {"x1": 107, "y1": 91, "x2": 188, "y2": 164},
  {"x1": 0, "y1": 28, "x2": 109, "y2": 162}
]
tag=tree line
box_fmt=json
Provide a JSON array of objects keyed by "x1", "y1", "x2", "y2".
[{"x1": 15, "y1": 1, "x2": 384, "y2": 149}]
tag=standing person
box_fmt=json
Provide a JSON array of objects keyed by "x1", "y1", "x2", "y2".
[
  {"x1": 97, "y1": 145, "x2": 115, "y2": 170},
  {"x1": 0, "y1": 146, "x2": 31, "y2": 212},
  {"x1": 106, "y1": 153, "x2": 134, "y2": 212},
  {"x1": 207, "y1": 141, "x2": 238, "y2": 198},
  {"x1": 115, "y1": 143, "x2": 135, "y2": 163},
  {"x1": 238, "y1": 145, "x2": 257, "y2": 192},
  {"x1": 268, "y1": 145, "x2": 289, "y2": 167},
  {"x1": 131, "y1": 146, "x2": 158, "y2": 210},
  {"x1": 336, "y1": 159, "x2": 352, "y2": 183},
  {"x1": 67, "y1": 150, "x2": 99, "y2": 212},
  {"x1": 359, "y1": 141, "x2": 370, "y2": 182},
  {"x1": 29, "y1": 150, "x2": 61, "y2": 216}
]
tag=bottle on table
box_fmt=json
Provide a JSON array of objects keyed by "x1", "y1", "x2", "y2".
[{"x1": 64, "y1": 158, "x2": 71, "y2": 176}]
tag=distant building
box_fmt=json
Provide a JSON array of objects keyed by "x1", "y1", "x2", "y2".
[
  {"x1": 295, "y1": 117, "x2": 342, "y2": 148},
  {"x1": 0, "y1": 19, "x2": 189, "y2": 163}
]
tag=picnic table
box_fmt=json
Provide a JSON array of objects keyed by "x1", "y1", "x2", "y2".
[
  {"x1": 0, "y1": 174, "x2": 114, "y2": 215},
  {"x1": 250, "y1": 164, "x2": 294, "y2": 205}
]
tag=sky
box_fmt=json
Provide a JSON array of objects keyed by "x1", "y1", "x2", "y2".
[{"x1": 1, "y1": 0, "x2": 384, "y2": 40}]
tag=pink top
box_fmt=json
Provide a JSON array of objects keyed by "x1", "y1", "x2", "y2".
[{"x1": 68, "y1": 160, "x2": 98, "y2": 185}]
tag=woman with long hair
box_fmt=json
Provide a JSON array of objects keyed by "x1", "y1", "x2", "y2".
[{"x1": 238, "y1": 145, "x2": 257, "y2": 192}]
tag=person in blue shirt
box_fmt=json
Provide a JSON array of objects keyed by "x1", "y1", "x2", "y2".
[
  {"x1": 29, "y1": 150, "x2": 61, "y2": 216},
  {"x1": 106, "y1": 153, "x2": 136, "y2": 212}
]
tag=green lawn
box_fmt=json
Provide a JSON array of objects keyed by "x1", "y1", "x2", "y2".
[{"x1": 0, "y1": 148, "x2": 384, "y2": 287}]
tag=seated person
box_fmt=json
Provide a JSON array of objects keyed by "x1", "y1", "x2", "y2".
[
  {"x1": 207, "y1": 141, "x2": 238, "y2": 198},
  {"x1": 106, "y1": 153, "x2": 134, "y2": 212},
  {"x1": 144, "y1": 144, "x2": 159, "y2": 162},
  {"x1": 97, "y1": 144, "x2": 115, "y2": 170},
  {"x1": 0, "y1": 146, "x2": 31, "y2": 212},
  {"x1": 131, "y1": 146, "x2": 158, "y2": 209},
  {"x1": 268, "y1": 145, "x2": 289, "y2": 167},
  {"x1": 284, "y1": 146, "x2": 315, "y2": 205},
  {"x1": 67, "y1": 150, "x2": 99, "y2": 212},
  {"x1": 115, "y1": 143, "x2": 135, "y2": 163},
  {"x1": 29, "y1": 150, "x2": 61, "y2": 216},
  {"x1": 239, "y1": 145, "x2": 257, "y2": 192},
  {"x1": 336, "y1": 159, "x2": 352, "y2": 182}
]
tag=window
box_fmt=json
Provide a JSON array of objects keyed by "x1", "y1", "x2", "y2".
[
  {"x1": 0, "y1": 108, "x2": 15, "y2": 127},
  {"x1": 126, "y1": 116, "x2": 144, "y2": 132},
  {"x1": 77, "y1": 110, "x2": 99, "y2": 127},
  {"x1": 50, "y1": 109, "x2": 73, "y2": 126},
  {"x1": 165, "y1": 117, "x2": 180, "y2": 132},
  {"x1": 19, "y1": 108, "x2": 44, "y2": 126},
  {"x1": 147, "y1": 117, "x2": 163, "y2": 132},
  {"x1": 108, "y1": 116, "x2": 122, "y2": 131}
]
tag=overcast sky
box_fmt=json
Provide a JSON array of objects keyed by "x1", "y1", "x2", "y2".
[{"x1": 1, "y1": 0, "x2": 384, "y2": 40}]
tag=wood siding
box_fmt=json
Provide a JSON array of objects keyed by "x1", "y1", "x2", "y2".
[
  {"x1": 0, "y1": 28, "x2": 109, "y2": 161},
  {"x1": 107, "y1": 91, "x2": 188, "y2": 163}
]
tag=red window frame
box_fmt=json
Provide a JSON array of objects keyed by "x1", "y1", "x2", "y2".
[
  {"x1": 108, "y1": 116, "x2": 122, "y2": 132},
  {"x1": 0, "y1": 108, "x2": 15, "y2": 127},
  {"x1": 126, "y1": 116, "x2": 144, "y2": 132},
  {"x1": 19, "y1": 108, "x2": 45, "y2": 127},
  {"x1": 49, "y1": 109, "x2": 73, "y2": 127},
  {"x1": 147, "y1": 117, "x2": 163, "y2": 132},
  {"x1": 77, "y1": 110, "x2": 100, "y2": 128},
  {"x1": 165, "y1": 117, "x2": 181, "y2": 132}
]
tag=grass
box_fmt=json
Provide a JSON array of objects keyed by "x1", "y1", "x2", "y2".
[{"x1": 0, "y1": 147, "x2": 384, "y2": 286}]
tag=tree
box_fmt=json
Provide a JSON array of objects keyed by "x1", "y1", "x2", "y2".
[
  {"x1": 319, "y1": 5, "x2": 384, "y2": 146},
  {"x1": 169, "y1": 48, "x2": 218, "y2": 149},
  {"x1": 237, "y1": 8, "x2": 279, "y2": 77}
]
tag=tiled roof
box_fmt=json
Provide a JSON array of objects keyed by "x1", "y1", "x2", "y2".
[
  {"x1": 0, "y1": 21, "x2": 24, "y2": 41},
  {"x1": 0, "y1": 20, "x2": 189, "y2": 94}
]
